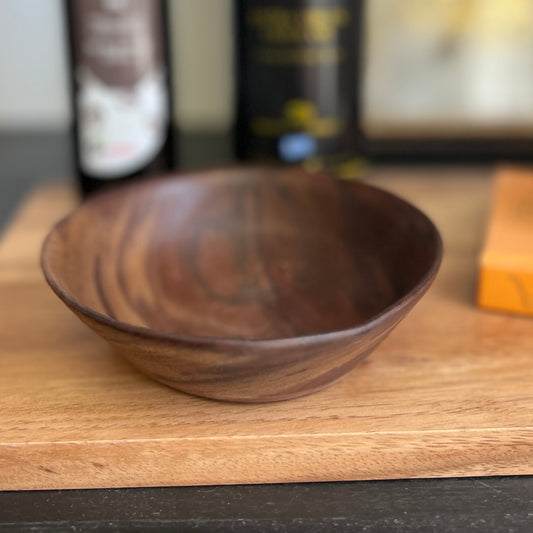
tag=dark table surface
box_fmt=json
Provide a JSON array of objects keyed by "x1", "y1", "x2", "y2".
[{"x1": 0, "y1": 132, "x2": 532, "y2": 532}]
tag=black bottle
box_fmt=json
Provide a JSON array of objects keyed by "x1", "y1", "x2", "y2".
[
  {"x1": 234, "y1": 0, "x2": 361, "y2": 167},
  {"x1": 65, "y1": 0, "x2": 175, "y2": 196}
]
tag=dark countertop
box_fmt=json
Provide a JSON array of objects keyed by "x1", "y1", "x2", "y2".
[{"x1": 0, "y1": 132, "x2": 532, "y2": 532}]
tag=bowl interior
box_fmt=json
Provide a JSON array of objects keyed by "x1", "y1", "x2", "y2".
[{"x1": 43, "y1": 168, "x2": 441, "y2": 340}]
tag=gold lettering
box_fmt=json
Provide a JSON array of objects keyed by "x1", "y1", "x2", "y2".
[
  {"x1": 255, "y1": 46, "x2": 343, "y2": 65},
  {"x1": 250, "y1": 116, "x2": 344, "y2": 138},
  {"x1": 246, "y1": 7, "x2": 351, "y2": 44}
]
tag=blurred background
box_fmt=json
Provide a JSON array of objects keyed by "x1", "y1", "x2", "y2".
[
  {"x1": 3, "y1": 0, "x2": 533, "y2": 137},
  {"x1": 363, "y1": 0, "x2": 533, "y2": 139},
  {"x1": 0, "y1": 0, "x2": 234, "y2": 133}
]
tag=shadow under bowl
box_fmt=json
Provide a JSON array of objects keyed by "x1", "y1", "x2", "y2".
[{"x1": 41, "y1": 167, "x2": 442, "y2": 402}]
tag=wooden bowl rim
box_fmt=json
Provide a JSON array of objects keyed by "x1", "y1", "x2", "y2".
[{"x1": 41, "y1": 166, "x2": 443, "y2": 348}]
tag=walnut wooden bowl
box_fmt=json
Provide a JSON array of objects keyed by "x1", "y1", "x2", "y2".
[{"x1": 41, "y1": 167, "x2": 442, "y2": 402}]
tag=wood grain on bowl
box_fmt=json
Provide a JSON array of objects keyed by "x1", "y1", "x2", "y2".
[{"x1": 41, "y1": 167, "x2": 442, "y2": 402}]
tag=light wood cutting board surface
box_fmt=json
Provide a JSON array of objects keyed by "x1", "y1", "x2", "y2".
[{"x1": 0, "y1": 168, "x2": 532, "y2": 491}]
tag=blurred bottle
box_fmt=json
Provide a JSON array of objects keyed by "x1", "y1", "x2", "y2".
[
  {"x1": 65, "y1": 0, "x2": 175, "y2": 196},
  {"x1": 234, "y1": 0, "x2": 360, "y2": 169}
]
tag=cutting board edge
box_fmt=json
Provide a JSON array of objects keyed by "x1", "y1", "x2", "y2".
[{"x1": 2, "y1": 427, "x2": 532, "y2": 491}]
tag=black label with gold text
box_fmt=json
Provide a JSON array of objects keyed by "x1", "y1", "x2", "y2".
[{"x1": 235, "y1": 0, "x2": 359, "y2": 163}]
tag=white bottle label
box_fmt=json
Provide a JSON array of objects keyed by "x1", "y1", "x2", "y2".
[{"x1": 72, "y1": 0, "x2": 169, "y2": 178}]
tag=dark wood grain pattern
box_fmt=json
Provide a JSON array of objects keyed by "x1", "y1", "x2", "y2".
[{"x1": 41, "y1": 167, "x2": 442, "y2": 402}]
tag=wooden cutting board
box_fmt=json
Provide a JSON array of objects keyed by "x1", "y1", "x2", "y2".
[{"x1": 1, "y1": 169, "x2": 532, "y2": 491}]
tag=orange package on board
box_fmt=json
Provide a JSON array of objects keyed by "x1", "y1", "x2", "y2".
[{"x1": 478, "y1": 167, "x2": 533, "y2": 315}]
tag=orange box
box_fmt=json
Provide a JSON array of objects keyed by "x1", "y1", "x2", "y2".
[{"x1": 478, "y1": 167, "x2": 533, "y2": 315}]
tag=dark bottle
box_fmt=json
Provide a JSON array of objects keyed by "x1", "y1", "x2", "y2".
[
  {"x1": 234, "y1": 0, "x2": 361, "y2": 167},
  {"x1": 65, "y1": 0, "x2": 175, "y2": 196}
]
